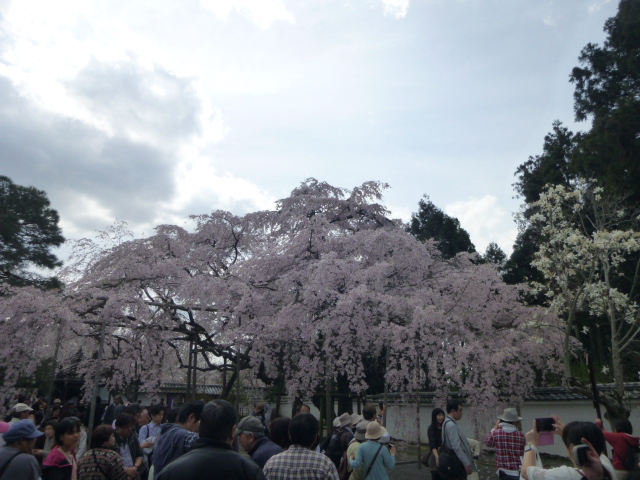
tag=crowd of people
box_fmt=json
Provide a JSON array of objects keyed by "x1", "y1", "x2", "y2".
[
  {"x1": 425, "y1": 401, "x2": 640, "y2": 480},
  {"x1": 0, "y1": 393, "x2": 639, "y2": 480}
]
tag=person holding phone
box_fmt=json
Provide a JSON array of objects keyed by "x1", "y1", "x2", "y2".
[
  {"x1": 521, "y1": 418, "x2": 616, "y2": 480},
  {"x1": 485, "y1": 408, "x2": 525, "y2": 480}
]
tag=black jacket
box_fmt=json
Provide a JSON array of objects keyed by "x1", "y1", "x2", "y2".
[
  {"x1": 155, "y1": 438, "x2": 265, "y2": 480},
  {"x1": 112, "y1": 430, "x2": 144, "y2": 471}
]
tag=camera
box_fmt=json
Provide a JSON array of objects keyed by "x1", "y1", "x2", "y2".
[{"x1": 535, "y1": 417, "x2": 555, "y2": 432}]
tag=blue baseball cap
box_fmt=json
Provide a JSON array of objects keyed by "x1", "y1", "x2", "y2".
[{"x1": 2, "y1": 420, "x2": 43, "y2": 444}]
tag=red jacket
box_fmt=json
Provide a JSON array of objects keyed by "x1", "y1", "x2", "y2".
[
  {"x1": 602, "y1": 431, "x2": 640, "y2": 471},
  {"x1": 42, "y1": 445, "x2": 74, "y2": 480}
]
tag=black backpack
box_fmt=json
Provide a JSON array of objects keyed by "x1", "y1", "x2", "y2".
[{"x1": 324, "y1": 432, "x2": 344, "y2": 468}]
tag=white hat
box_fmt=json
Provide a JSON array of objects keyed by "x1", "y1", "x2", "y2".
[
  {"x1": 338, "y1": 412, "x2": 352, "y2": 428},
  {"x1": 498, "y1": 408, "x2": 523, "y2": 423},
  {"x1": 351, "y1": 413, "x2": 363, "y2": 426},
  {"x1": 12, "y1": 403, "x2": 32, "y2": 413}
]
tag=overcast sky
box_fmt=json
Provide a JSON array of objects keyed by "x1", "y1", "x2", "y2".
[{"x1": 0, "y1": 0, "x2": 619, "y2": 260}]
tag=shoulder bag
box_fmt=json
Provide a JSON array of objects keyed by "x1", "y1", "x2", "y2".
[
  {"x1": 438, "y1": 420, "x2": 467, "y2": 479},
  {"x1": 0, "y1": 451, "x2": 21, "y2": 479},
  {"x1": 364, "y1": 444, "x2": 384, "y2": 479}
]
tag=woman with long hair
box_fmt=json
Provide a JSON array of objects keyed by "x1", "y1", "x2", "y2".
[{"x1": 427, "y1": 408, "x2": 445, "y2": 480}]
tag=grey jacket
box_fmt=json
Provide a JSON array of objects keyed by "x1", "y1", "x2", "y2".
[{"x1": 443, "y1": 416, "x2": 476, "y2": 472}]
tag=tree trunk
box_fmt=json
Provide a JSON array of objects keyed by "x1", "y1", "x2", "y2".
[
  {"x1": 221, "y1": 370, "x2": 237, "y2": 399},
  {"x1": 567, "y1": 378, "x2": 629, "y2": 424},
  {"x1": 603, "y1": 264, "x2": 626, "y2": 400},
  {"x1": 609, "y1": 322, "x2": 625, "y2": 399},
  {"x1": 325, "y1": 368, "x2": 332, "y2": 439},
  {"x1": 563, "y1": 308, "x2": 576, "y2": 380},
  {"x1": 274, "y1": 377, "x2": 284, "y2": 418}
]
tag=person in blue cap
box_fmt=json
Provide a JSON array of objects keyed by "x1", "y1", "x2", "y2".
[{"x1": 0, "y1": 418, "x2": 43, "y2": 479}]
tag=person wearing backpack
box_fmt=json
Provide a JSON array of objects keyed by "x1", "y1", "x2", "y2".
[
  {"x1": 325, "y1": 413, "x2": 354, "y2": 469},
  {"x1": 596, "y1": 418, "x2": 640, "y2": 480},
  {"x1": 102, "y1": 396, "x2": 126, "y2": 426}
]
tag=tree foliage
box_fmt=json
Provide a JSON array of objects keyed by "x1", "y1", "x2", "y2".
[
  {"x1": 530, "y1": 181, "x2": 640, "y2": 420},
  {"x1": 0, "y1": 176, "x2": 64, "y2": 288},
  {"x1": 0, "y1": 179, "x2": 563, "y2": 420},
  {"x1": 509, "y1": 0, "x2": 640, "y2": 291},
  {"x1": 482, "y1": 242, "x2": 506, "y2": 266},
  {"x1": 408, "y1": 196, "x2": 475, "y2": 258},
  {"x1": 570, "y1": 0, "x2": 640, "y2": 202}
]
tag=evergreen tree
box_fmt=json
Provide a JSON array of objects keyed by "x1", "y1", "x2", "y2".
[
  {"x1": 482, "y1": 242, "x2": 506, "y2": 266},
  {"x1": 570, "y1": 0, "x2": 640, "y2": 201},
  {"x1": 408, "y1": 195, "x2": 475, "y2": 258},
  {"x1": 0, "y1": 176, "x2": 64, "y2": 288}
]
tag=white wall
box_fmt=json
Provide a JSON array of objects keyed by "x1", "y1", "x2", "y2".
[{"x1": 276, "y1": 397, "x2": 640, "y2": 459}]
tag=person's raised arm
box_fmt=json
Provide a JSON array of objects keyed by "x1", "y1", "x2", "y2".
[
  {"x1": 521, "y1": 421, "x2": 540, "y2": 480},
  {"x1": 579, "y1": 438, "x2": 606, "y2": 480}
]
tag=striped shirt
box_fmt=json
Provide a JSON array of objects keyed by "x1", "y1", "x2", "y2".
[{"x1": 264, "y1": 445, "x2": 339, "y2": 480}]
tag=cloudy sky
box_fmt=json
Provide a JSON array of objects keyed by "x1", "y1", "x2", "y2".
[{"x1": 0, "y1": 0, "x2": 618, "y2": 260}]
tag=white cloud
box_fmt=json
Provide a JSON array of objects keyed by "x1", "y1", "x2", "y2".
[
  {"x1": 445, "y1": 195, "x2": 516, "y2": 255},
  {"x1": 199, "y1": 0, "x2": 295, "y2": 28},
  {"x1": 58, "y1": 195, "x2": 116, "y2": 239},
  {"x1": 380, "y1": 0, "x2": 410, "y2": 19},
  {"x1": 165, "y1": 145, "x2": 275, "y2": 220},
  {"x1": 198, "y1": 106, "x2": 230, "y2": 146},
  {"x1": 542, "y1": 15, "x2": 560, "y2": 27},
  {"x1": 588, "y1": 0, "x2": 613, "y2": 15},
  {"x1": 387, "y1": 204, "x2": 412, "y2": 223}
]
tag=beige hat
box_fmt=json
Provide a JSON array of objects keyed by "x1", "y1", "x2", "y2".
[
  {"x1": 351, "y1": 413, "x2": 363, "y2": 426},
  {"x1": 498, "y1": 408, "x2": 523, "y2": 423},
  {"x1": 355, "y1": 424, "x2": 368, "y2": 442},
  {"x1": 365, "y1": 421, "x2": 387, "y2": 440},
  {"x1": 333, "y1": 417, "x2": 340, "y2": 428},
  {"x1": 338, "y1": 412, "x2": 352, "y2": 428},
  {"x1": 13, "y1": 403, "x2": 33, "y2": 413}
]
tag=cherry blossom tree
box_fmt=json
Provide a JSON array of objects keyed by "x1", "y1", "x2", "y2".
[
  {"x1": 0, "y1": 286, "x2": 73, "y2": 407},
  {"x1": 0, "y1": 179, "x2": 563, "y2": 425}
]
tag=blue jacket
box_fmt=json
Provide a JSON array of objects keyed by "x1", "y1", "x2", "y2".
[
  {"x1": 349, "y1": 441, "x2": 395, "y2": 480},
  {"x1": 248, "y1": 437, "x2": 283, "y2": 468},
  {"x1": 153, "y1": 423, "x2": 198, "y2": 472}
]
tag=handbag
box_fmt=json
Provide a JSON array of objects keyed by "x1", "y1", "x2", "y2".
[{"x1": 438, "y1": 420, "x2": 466, "y2": 479}]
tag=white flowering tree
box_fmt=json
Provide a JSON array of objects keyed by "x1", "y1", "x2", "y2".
[{"x1": 530, "y1": 181, "x2": 640, "y2": 419}]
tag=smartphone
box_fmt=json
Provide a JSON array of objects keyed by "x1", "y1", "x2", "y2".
[
  {"x1": 573, "y1": 444, "x2": 590, "y2": 467},
  {"x1": 535, "y1": 417, "x2": 555, "y2": 432}
]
